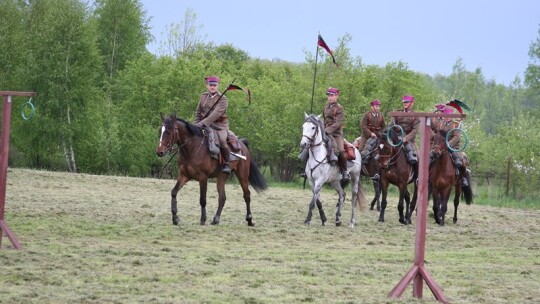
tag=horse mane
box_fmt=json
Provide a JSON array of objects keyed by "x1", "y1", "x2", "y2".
[
  {"x1": 304, "y1": 114, "x2": 329, "y2": 143},
  {"x1": 166, "y1": 113, "x2": 204, "y2": 137}
]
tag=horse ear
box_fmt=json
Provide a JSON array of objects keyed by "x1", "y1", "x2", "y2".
[
  {"x1": 160, "y1": 112, "x2": 164, "y2": 121},
  {"x1": 317, "y1": 114, "x2": 322, "y2": 119},
  {"x1": 304, "y1": 112, "x2": 309, "y2": 118}
]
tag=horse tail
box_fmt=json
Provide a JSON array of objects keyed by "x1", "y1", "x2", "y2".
[
  {"x1": 357, "y1": 179, "x2": 368, "y2": 211},
  {"x1": 462, "y1": 171, "x2": 473, "y2": 205},
  {"x1": 248, "y1": 158, "x2": 268, "y2": 193},
  {"x1": 240, "y1": 138, "x2": 268, "y2": 193}
]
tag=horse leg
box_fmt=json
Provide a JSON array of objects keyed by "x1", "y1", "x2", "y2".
[
  {"x1": 370, "y1": 180, "x2": 381, "y2": 211},
  {"x1": 171, "y1": 175, "x2": 189, "y2": 225},
  {"x1": 239, "y1": 175, "x2": 254, "y2": 227},
  {"x1": 432, "y1": 192, "x2": 441, "y2": 224},
  {"x1": 305, "y1": 183, "x2": 323, "y2": 226},
  {"x1": 334, "y1": 182, "x2": 346, "y2": 226},
  {"x1": 199, "y1": 179, "x2": 208, "y2": 225},
  {"x1": 440, "y1": 188, "x2": 452, "y2": 226},
  {"x1": 378, "y1": 180, "x2": 389, "y2": 223},
  {"x1": 397, "y1": 192, "x2": 406, "y2": 225},
  {"x1": 211, "y1": 176, "x2": 227, "y2": 225},
  {"x1": 453, "y1": 184, "x2": 461, "y2": 223},
  {"x1": 403, "y1": 189, "x2": 412, "y2": 225},
  {"x1": 316, "y1": 199, "x2": 327, "y2": 226}
]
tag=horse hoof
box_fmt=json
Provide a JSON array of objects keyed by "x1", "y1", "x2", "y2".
[
  {"x1": 370, "y1": 206, "x2": 374, "y2": 210},
  {"x1": 210, "y1": 220, "x2": 219, "y2": 225},
  {"x1": 399, "y1": 219, "x2": 406, "y2": 225},
  {"x1": 336, "y1": 222, "x2": 342, "y2": 227},
  {"x1": 248, "y1": 222, "x2": 255, "y2": 227},
  {"x1": 172, "y1": 218, "x2": 179, "y2": 225},
  {"x1": 348, "y1": 223, "x2": 355, "y2": 228},
  {"x1": 378, "y1": 218, "x2": 384, "y2": 223},
  {"x1": 200, "y1": 221, "x2": 206, "y2": 225}
]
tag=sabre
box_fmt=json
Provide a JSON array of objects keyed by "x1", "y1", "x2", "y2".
[{"x1": 230, "y1": 151, "x2": 247, "y2": 160}]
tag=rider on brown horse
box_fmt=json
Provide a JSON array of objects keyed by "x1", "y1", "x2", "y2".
[
  {"x1": 391, "y1": 95, "x2": 420, "y2": 165},
  {"x1": 430, "y1": 107, "x2": 469, "y2": 187},
  {"x1": 354, "y1": 99, "x2": 385, "y2": 165},
  {"x1": 194, "y1": 75, "x2": 232, "y2": 174}
]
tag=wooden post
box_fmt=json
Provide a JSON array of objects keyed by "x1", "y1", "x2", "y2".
[
  {"x1": 387, "y1": 111, "x2": 466, "y2": 303},
  {"x1": 0, "y1": 91, "x2": 36, "y2": 249}
]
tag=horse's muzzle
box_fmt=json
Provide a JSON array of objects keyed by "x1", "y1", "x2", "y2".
[{"x1": 156, "y1": 150, "x2": 165, "y2": 158}]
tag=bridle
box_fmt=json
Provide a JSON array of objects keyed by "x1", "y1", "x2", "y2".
[
  {"x1": 302, "y1": 122, "x2": 323, "y2": 148},
  {"x1": 160, "y1": 124, "x2": 181, "y2": 155},
  {"x1": 378, "y1": 141, "x2": 403, "y2": 169}
]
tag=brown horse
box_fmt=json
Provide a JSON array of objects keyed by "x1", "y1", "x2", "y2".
[
  {"x1": 156, "y1": 113, "x2": 267, "y2": 226},
  {"x1": 377, "y1": 129, "x2": 418, "y2": 224},
  {"x1": 429, "y1": 129, "x2": 473, "y2": 226}
]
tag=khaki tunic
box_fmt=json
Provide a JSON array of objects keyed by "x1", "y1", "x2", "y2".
[
  {"x1": 392, "y1": 109, "x2": 420, "y2": 144},
  {"x1": 432, "y1": 120, "x2": 461, "y2": 149},
  {"x1": 357, "y1": 110, "x2": 385, "y2": 150},
  {"x1": 195, "y1": 92, "x2": 229, "y2": 145},
  {"x1": 323, "y1": 102, "x2": 345, "y2": 153}
]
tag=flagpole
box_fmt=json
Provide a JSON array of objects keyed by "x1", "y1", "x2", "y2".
[{"x1": 310, "y1": 36, "x2": 319, "y2": 114}]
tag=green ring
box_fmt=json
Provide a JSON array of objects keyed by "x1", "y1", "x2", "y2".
[
  {"x1": 386, "y1": 125, "x2": 404, "y2": 147},
  {"x1": 446, "y1": 128, "x2": 468, "y2": 152},
  {"x1": 21, "y1": 99, "x2": 35, "y2": 120}
]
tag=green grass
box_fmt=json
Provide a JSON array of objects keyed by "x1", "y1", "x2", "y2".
[{"x1": 1, "y1": 168, "x2": 539, "y2": 303}]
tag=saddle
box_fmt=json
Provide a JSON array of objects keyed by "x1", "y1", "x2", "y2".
[
  {"x1": 343, "y1": 140, "x2": 356, "y2": 161},
  {"x1": 204, "y1": 127, "x2": 242, "y2": 160}
]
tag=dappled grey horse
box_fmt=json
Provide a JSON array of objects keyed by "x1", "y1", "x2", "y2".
[{"x1": 300, "y1": 113, "x2": 366, "y2": 227}]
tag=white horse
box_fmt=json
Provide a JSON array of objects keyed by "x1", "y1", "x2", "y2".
[{"x1": 300, "y1": 113, "x2": 367, "y2": 227}]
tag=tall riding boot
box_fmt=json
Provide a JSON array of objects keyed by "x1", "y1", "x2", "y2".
[
  {"x1": 459, "y1": 166, "x2": 469, "y2": 187},
  {"x1": 361, "y1": 148, "x2": 370, "y2": 164},
  {"x1": 220, "y1": 146, "x2": 232, "y2": 174},
  {"x1": 338, "y1": 153, "x2": 350, "y2": 181}
]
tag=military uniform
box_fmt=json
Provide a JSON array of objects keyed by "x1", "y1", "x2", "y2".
[
  {"x1": 392, "y1": 104, "x2": 420, "y2": 164},
  {"x1": 195, "y1": 91, "x2": 229, "y2": 147},
  {"x1": 357, "y1": 110, "x2": 385, "y2": 151},
  {"x1": 323, "y1": 102, "x2": 345, "y2": 154},
  {"x1": 194, "y1": 75, "x2": 232, "y2": 174},
  {"x1": 431, "y1": 118, "x2": 469, "y2": 186}
]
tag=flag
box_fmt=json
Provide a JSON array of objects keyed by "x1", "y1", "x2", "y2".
[
  {"x1": 446, "y1": 99, "x2": 472, "y2": 114},
  {"x1": 226, "y1": 84, "x2": 252, "y2": 104},
  {"x1": 317, "y1": 34, "x2": 337, "y2": 65}
]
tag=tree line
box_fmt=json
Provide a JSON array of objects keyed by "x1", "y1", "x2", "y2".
[{"x1": 1, "y1": 0, "x2": 539, "y2": 200}]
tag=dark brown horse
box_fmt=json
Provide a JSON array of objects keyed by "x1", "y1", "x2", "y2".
[
  {"x1": 377, "y1": 129, "x2": 418, "y2": 224},
  {"x1": 429, "y1": 129, "x2": 473, "y2": 226},
  {"x1": 156, "y1": 113, "x2": 267, "y2": 226}
]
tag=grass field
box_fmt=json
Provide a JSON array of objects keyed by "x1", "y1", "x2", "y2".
[{"x1": 1, "y1": 168, "x2": 539, "y2": 303}]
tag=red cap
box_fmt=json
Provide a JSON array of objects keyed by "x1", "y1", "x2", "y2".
[
  {"x1": 442, "y1": 108, "x2": 454, "y2": 114},
  {"x1": 326, "y1": 87, "x2": 340, "y2": 95},
  {"x1": 205, "y1": 76, "x2": 220, "y2": 84},
  {"x1": 402, "y1": 95, "x2": 414, "y2": 103},
  {"x1": 435, "y1": 103, "x2": 446, "y2": 111},
  {"x1": 370, "y1": 99, "x2": 381, "y2": 106}
]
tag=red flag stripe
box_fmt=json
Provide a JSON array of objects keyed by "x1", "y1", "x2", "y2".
[{"x1": 317, "y1": 34, "x2": 337, "y2": 65}]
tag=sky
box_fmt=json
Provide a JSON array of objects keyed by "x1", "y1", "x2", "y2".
[{"x1": 140, "y1": 0, "x2": 539, "y2": 86}]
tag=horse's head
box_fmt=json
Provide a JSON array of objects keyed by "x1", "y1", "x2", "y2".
[
  {"x1": 432, "y1": 129, "x2": 449, "y2": 156},
  {"x1": 377, "y1": 128, "x2": 402, "y2": 169},
  {"x1": 300, "y1": 113, "x2": 323, "y2": 149},
  {"x1": 156, "y1": 113, "x2": 178, "y2": 157}
]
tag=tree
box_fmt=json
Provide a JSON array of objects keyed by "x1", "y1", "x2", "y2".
[
  {"x1": 524, "y1": 24, "x2": 540, "y2": 115},
  {"x1": 0, "y1": 0, "x2": 26, "y2": 89},
  {"x1": 22, "y1": 0, "x2": 102, "y2": 172},
  {"x1": 160, "y1": 8, "x2": 206, "y2": 58}
]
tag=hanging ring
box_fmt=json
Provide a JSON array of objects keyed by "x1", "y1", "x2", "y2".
[{"x1": 21, "y1": 98, "x2": 36, "y2": 120}]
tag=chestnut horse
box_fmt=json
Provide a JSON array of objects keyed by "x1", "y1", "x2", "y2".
[
  {"x1": 429, "y1": 129, "x2": 473, "y2": 226},
  {"x1": 156, "y1": 113, "x2": 267, "y2": 226},
  {"x1": 377, "y1": 129, "x2": 418, "y2": 224}
]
